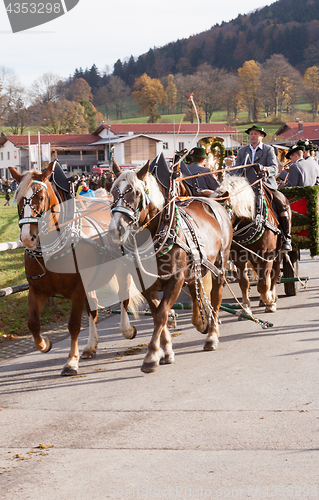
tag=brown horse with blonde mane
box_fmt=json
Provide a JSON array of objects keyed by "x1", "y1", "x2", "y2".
[
  {"x1": 109, "y1": 161, "x2": 233, "y2": 373},
  {"x1": 9, "y1": 161, "x2": 140, "y2": 376}
]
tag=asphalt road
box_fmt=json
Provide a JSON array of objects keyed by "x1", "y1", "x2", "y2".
[{"x1": 0, "y1": 250, "x2": 318, "y2": 499}]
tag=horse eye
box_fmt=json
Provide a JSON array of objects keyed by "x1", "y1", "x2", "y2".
[{"x1": 39, "y1": 196, "x2": 44, "y2": 202}]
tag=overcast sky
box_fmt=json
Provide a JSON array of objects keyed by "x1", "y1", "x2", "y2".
[{"x1": 0, "y1": 0, "x2": 274, "y2": 87}]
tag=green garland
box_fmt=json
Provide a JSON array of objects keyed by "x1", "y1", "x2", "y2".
[
  {"x1": 280, "y1": 185, "x2": 319, "y2": 257},
  {"x1": 210, "y1": 141, "x2": 225, "y2": 181}
]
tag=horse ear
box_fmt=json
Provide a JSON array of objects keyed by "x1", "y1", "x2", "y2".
[
  {"x1": 112, "y1": 161, "x2": 122, "y2": 178},
  {"x1": 137, "y1": 161, "x2": 150, "y2": 182},
  {"x1": 8, "y1": 167, "x2": 22, "y2": 184},
  {"x1": 40, "y1": 161, "x2": 55, "y2": 182}
]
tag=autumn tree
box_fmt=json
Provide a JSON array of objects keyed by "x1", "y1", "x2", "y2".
[
  {"x1": 66, "y1": 78, "x2": 93, "y2": 103},
  {"x1": 303, "y1": 66, "x2": 319, "y2": 120},
  {"x1": 79, "y1": 100, "x2": 98, "y2": 132},
  {"x1": 165, "y1": 74, "x2": 177, "y2": 113},
  {"x1": 238, "y1": 60, "x2": 261, "y2": 122},
  {"x1": 221, "y1": 73, "x2": 243, "y2": 123},
  {"x1": 41, "y1": 99, "x2": 88, "y2": 134},
  {"x1": 132, "y1": 74, "x2": 167, "y2": 123}
]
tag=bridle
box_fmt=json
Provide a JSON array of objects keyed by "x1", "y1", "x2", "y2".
[
  {"x1": 110, "y1": 184, "x2": 150, "y2": 227},
  {"x1": 18, "y1": 180, "x2": 50, "y2": 228}
]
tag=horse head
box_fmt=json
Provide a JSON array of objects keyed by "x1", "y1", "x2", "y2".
[
  {"x1": 109, "y1": 161, "x2": 165, "y2": 246},
  {"x1": 9, "y1": 162, "x2": 58, "y2": 250}
]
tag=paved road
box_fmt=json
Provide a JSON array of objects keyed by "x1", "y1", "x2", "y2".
[{"x1": 0, "y1": 250, "x2": 318, "y2": 499}]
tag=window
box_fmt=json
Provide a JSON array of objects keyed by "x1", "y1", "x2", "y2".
[
  {"x1": 178, "y1": 142, "x2": 184, "y2": 151},
  {"x1": 0, "y1": 152, "x2": 3, "y2": 161},
  {"x1": 163, "y1": 142, "x2": 169, "y2": 150},
  {"x1": 7, "y1": 152, "x2": 10, "y2": 160}
]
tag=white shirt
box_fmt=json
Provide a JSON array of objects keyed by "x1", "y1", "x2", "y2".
[{"x1": 249, "y1": 143, "x2": 263, "y2": 163}]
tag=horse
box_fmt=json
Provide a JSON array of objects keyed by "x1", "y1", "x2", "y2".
[
  {"x1": 214, "y1": 175, "x2": 285, "y2": 314},
  {"x1": 9, "y1": 161, "x2": 141, "y2": 376},
  {"x1": 108, "y1": 161, "x2": 233, "y2": 373}
]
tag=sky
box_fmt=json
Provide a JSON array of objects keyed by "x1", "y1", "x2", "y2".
[{"x1": 0, "y1": 0, "x2": 275, "y2": 88}]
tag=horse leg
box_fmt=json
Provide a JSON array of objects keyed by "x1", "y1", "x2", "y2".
[
  {"x1": 81, "y1": 291, "x2": 98, "y2": 359},
  {"x1": 236, "y1": 260, "x2": 252, "y2": 315},
  {"x1": 118, "y1": 274, "x2": 137, "y2": 340},
  {"x1": 27, "y1": 287, "x2": 52, "y2": 353},
  {"x1": 261, "y1": 258, "x2": 280, "y2": 313},
  {"x1": 188, "y1": 272, "x2": 212, "y2": 333},
  {"x1": 61, "y1": 293, "x2": 86, "y2": 376},
  {"x1": 204, "y1": 272, "x2": 224, "y2": 351},
  {"x1": 257, "y1": 261, "x2": 277, "y2": 313},
  {"x1": 141, "y1": 283, "x2": 183, "y2": 373}
]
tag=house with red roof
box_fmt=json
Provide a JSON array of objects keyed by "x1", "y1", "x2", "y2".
[
  {"x1": 93, "y1": 123, "x2": 241, "y2": 166},
  {"x1": 274, "y1": 121, "x2": 319, "y2": 148},
  {"x1": 0, "y1": 122, "x2": 241, "y2": 179}
]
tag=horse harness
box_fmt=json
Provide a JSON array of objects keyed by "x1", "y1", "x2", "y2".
[{"x1": 232, "y1": 182, "x2": 281, "y2": 246}]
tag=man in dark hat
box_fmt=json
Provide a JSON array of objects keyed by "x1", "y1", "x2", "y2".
[
  {"x1": 282, "y1": 144, "x2": 319, "y2": 187},
  {"x1": 186, "y1": 146, "x2": 219, "y2": 192},
  {"x1": 232, "y1": 124, "x2": 292, "y2": 251}
]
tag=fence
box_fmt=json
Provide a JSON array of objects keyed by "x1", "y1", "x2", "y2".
[{"x1": 0, "y1": 240, "x2": 29, "y2": 298}]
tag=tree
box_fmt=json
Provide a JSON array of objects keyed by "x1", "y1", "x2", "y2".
[
  {"x1": 66, "y1": 78, "x2": 93, "y2": 103},
  {"x1": 42, "y1": 99, "x2": 88, "y2": 134},
  {"x1": 194, "y1": 64, "x2": 228, "y2": 123},
  {"x1": 108, "y1": 76, "x2": 131, "y2": 120},
  {"x1": 79, "y1": 100, "x2": 98, "y2": 133},
  {"x1": 165, "y1": 74, "x2": 177, "y2": 113},
  {"x1": 93, "y1": 85, "x2": 110, "y2": 120},
  {"x1": 238, "y1": 60, "x2": 261, "y2": 122},
  {"x1": 29, "y1": 72, "x2": 63, "y2": 104},
  {"x1": 132, "y1": 74, "x2": 167, "y2": 123},
  {"x1": 261, "y1": 54, "x2": 301, "y2": 117},
  {"x1": 303, "y1": 66, "x2": 319, "y2": 120}
]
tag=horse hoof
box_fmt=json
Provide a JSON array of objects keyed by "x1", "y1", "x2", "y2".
[
  {"x1": 129, "y1": 326, "x2": 137, "y2": 340},
  {"x1": 160, "y1": 353, "x2": 175, "y2": 365},
  {"x1": 81, "y1": 350, "x2": 96, "y2": 359},
  {"x1": 141, "y1": 361, "x2": 159, "y2": 373},
  {"x1": 167, "y1": 318, "x2": 177, "y2": 329},
  {"x1": 122, "y1": 326, "x2": 137, "y2": 340},
  {"x1": 259, "y1": 300, "x2": 264, "y2": 307},
  {"x1": 43, "y1": 337, "x2": 52, "y2": 353},
  {"x1": 265, "y1": 304, "x2": 276, "y2": 313},
  {"x1": 204, "y1": 340, "x2": 218, "y2": 351},
  {"x1": 61, "y1": 366, "x2": 78, "y2": 376}
]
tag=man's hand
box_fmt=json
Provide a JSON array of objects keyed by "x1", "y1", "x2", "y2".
[{"x1": 253, "y1": 163, "x2": 263, "y2": 173}]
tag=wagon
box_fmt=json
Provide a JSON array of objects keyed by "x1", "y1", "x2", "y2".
[{"x1": 279, "y1": 185, "x2": 319, "y2": 295}]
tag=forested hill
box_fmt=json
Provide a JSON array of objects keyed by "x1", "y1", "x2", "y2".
[{"x1": 111, "y1": 0, "x2": 319, "y2": 85}]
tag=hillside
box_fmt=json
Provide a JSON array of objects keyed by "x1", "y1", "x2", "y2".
[{"x1": 112, "y1": 0, "x2": 319, "y2": 85}]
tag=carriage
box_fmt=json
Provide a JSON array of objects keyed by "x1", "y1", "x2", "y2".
[{"x1": 279, "y1": 185, "x2": 319, "y2": 296}]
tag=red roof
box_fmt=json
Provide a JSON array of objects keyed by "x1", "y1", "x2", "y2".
[
  {"x1": 95, "y1": 123, "x2": 237, "y2": 135},
  {"x1": 275, "y1": 123, "x2": 319, "y2": 141},
  {"x1": 3, "y1": 134, "x2": 97, "y2": 147}
]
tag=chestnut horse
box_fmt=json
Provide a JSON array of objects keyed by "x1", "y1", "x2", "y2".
[
  {"x1": 215, "y1": 175, "x2": 285, "y2": 314},
  {"x1": 9, "y1": 162, "x2": 140, "y2": 376},
  {"x1": 108, "y1": 161, "x2": 233, "y2": 373}
]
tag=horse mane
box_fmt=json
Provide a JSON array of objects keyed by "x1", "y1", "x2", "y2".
[
  {"x1": 113, "y1": 169, "x2": 165, "y2": 211},
  {"x1": 15, "y1": 170, "x2": 40, "y2": 203},
  {"x1": 218, "y1": 175, "x2": 256, "y2": 219}
]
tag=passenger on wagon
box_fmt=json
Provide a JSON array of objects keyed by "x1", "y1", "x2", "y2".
[
  {"x1": 232, "y1": 124, "x2": 292, "y2": 251},
  {"x1": 187, "y1": 146, "x2": 219, "y2": 192},
  {"x1": 282, "y1": 144, "x2": 319, "y2": 187}
]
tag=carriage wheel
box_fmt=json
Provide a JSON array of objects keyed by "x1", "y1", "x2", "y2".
[{"x1": 283, "y1": 250, "x2": 300, "y2": 296}]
